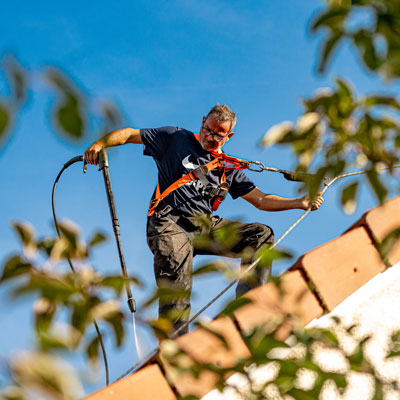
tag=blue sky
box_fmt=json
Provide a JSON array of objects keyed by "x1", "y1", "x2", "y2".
[{"x1": 1, "y1": 0, "x2": 398, "y2": 395}]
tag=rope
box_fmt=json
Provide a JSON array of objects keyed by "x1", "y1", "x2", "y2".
[{"x1": 115, "y1": 163, "x2": 400, "y2": 381}]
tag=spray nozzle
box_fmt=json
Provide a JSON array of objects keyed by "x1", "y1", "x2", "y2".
[{"x1": 127, "y1": 297, "x2": 136, "y2": 313}]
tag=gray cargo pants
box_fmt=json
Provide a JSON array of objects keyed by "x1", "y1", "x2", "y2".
[{"x1": 146, "y1": 212, "x2": 274, "y2": 335}]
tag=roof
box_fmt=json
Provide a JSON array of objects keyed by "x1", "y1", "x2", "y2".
[{"x1": 84, "y1": 195, "x2": 400, "y2": 399}]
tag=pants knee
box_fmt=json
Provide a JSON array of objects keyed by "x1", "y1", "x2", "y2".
[{"x1": 254, "y1": 223, "x2": 274, "y2": 247}]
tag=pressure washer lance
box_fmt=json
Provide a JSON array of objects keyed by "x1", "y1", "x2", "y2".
[{"x1": 96, "y1": 150, "x2": 136, "y2": 314}]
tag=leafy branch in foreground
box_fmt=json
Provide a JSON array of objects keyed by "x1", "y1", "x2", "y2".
[
  {"x1": 160, "y1": 311, "x2": 400, "y2": 400},
  {"x1": 0, "y1": 54, "x2": 124, "y2": 152},
  {"x1": 261, "y1": 78, "x2": 400, "y2": 211},
  {"x1": 0, "y1": 220, "x2": 142, "y2": 399},
  {"x1": 311, "y1": 0, "x2": 400, "y2": 80}
]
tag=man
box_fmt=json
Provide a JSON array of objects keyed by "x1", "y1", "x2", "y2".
[{"x1": 85, "y1": 104, "x2": 323, "y2": 335}]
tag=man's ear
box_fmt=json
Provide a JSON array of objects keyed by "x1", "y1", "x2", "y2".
[
  {"x1": 227, "y1": 131, "x2": 235, "y2": 139},
  {"x1": 202, "y1": 116, "x2": 206, "y2": 124}
]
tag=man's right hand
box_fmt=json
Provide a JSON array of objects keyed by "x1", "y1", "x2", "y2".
[{"x1": 84, "y1": 143, "x2": 104, "y2": 165}]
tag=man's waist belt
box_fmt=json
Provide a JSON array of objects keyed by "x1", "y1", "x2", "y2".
[{"x1": 154, "y1": 200, "x2": 175, "y2": 218}]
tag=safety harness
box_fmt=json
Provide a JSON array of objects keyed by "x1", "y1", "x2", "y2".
[{"x1": 147, "y1": 134, "x2": 251, "y2": 217}]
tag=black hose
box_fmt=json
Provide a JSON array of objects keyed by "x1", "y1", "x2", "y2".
[{"x1": 51, "y1": 155, "x2": 110, "y2": 386}]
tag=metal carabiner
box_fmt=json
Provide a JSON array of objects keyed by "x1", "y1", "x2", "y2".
[{"x1": 247, "y1": 161, "x2": 266, "y2": 172}]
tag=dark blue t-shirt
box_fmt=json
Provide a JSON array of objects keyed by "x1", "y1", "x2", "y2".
[{"x1": 141, "y1": 126, "x2": 256, "y2": 216}]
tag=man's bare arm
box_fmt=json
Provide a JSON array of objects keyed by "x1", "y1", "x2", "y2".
[
  {"x1": 242, "y1": 187, "x2": 324, "y2": 211},
  {"x1": 84, "y1": 128, "x2": 142, "y2": 164}
]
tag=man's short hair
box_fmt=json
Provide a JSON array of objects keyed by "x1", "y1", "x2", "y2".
[{"x1": 206, "y1": 104, "x2": 237, "y2": 132}]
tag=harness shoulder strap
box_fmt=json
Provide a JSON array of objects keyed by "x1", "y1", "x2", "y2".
[
  {"x1": 148, "y1": 157, "x2": 222, "y2": 216},
  {"x1": 148, "y1": 133, "x2": 250, "y2": 216}
]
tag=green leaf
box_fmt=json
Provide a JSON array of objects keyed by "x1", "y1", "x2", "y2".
[
  {"x1": 213, "y1": 222, "x2": 240, "y2": 249},
  {"x1": 377, "y1": 228, "x2": 400, "y2": 264},
  {"x1": 336, "y1": 78, "x2": 352, "y2": 99},
  {"x1": 13, "y1": 272, "x2": 76, "y2": 301},
  {"x1": 341, "y1": 181, "x2": 359, "y2": 214},
  {"x1": 318, "y1": 32, "x2": 343, "y2": 73},
  {"x1": 328, "y1": 372, "x2": 347, "y2": 389},
  {"x1": 363, "y1": 95, "x2": 400, "y2": 110},
  {"x1": 86, "y1": 335, "x2": 101, "y2": 366},
  {"x1": 45, "y1": 67, "x2": 77, "y2": 97},
  {"x1": 287, "y1": 388, "x2": 316, "y2": 400},
  {"x1": 71, "y1": 299, "x2": 95, "y2": 333},
  {"x1": 58, "y1": 221, "x2": 79, "y2": 248},
  {"x1": 10, "y1": 352, "x2": 83, "y2": 399},
  {"x1": 256, "y1": 247, "x2": 292, "y2": 269},
  {"x1": 353, "y1": 30, "x2": 380, "y2": 71},
  {"x1": 35, "y1": 304, "x2": 57, "y2": 337},
  {"x1": 391, "y1": 331, "x2": 400, "y2": 343},
  {"x1": 100, "y1": 101, "x2": 124, "y2": 133},
  {"x1": 105, "y1": 311, "x2": 124, "y2": 347},
  {"x1": 147, "y1": 317, "x2": 173, "y2": 338},
  {"x1": 311, "y1": 7, "x2": 349, "y2": 31},
  {"x1": 387, "y1": 350, "x2": 400, "y2": 358},
  {"x1": 320, "y1": 329, "x2": 340, "y2": 347},
  {"x1": 56, "y1": 221, "x2": 87, "y2": 258},
  {"x1": 37, "y1": 327, "x2": 79, "y2": 352},
  {"x1": 46, "y1": 68, "x2": 86, "y2": 140},
  {"x1": 366, "y1": 169, "x2": 388, "y2": 203},
  {"x1": 100, "y1": 275, "x2": 142, "y2": 295},
  {"x1": 0, "y1": 255, "x2": 33, "y2": 282},
  {"x1": 88, "y1": 231, "x2": 107, "y2": 248},
  {"x1": 142, "y1": 287, "x2": 190, "y2": 309},
  {"x1": 304, "y1": 166, "x2": 328, "y2": 201},
  {"x1": 248, "y1": 331, "x2": 289, "y2": 358},
  {"x1": 195, "y1": 322, "x2": 229, "y2": 349},
  {"x1": 278, "y1": 361, "x2": 299, "y2": 377},
  {"x1": 12, "y1": 221, "x2": 36, "y2": 250},
  {"x1": 38, "y1": 237, "x2": 57, "y2": 257},
  {"x1": 0, "y1": 101, "x2": 10, "y2": 141},
  {"x1": 4, "y1": 56, "x2": 28, "y2": 105},
  {"x1": 373, "y1": 380, "x2": 383, "y2": 400},
  {"x1": 192, "y1": 261, "x2": 227, "y2": 277},
  {"x1": 55, "y1": 95, "x2": 84, "y2": 139},
  {"x1": 90, "y1": 300, "x2": 122, "y2": 321},
  {"x1": 219, "y1": 297, "x2": 252, "y2": 317},
  {"x1": 275, "y1": 375, "x2": 294, "y2": 393}
]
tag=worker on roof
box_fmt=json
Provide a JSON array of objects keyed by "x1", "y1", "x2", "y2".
[{"x1": 84, "y1": 104, "x2": 324, "y2": 335}]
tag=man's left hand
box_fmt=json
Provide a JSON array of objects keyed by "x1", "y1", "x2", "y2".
[{"x1": 300, "y1": 193, "x2": 324, "y2": 211}]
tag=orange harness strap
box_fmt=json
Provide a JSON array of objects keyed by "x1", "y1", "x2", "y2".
[
  {"x1": 147, "y1": 134, "x2": 250, "y2": 216},
  {"x1": 148, "y1": 157, "x2": 223, "y2": 216}
]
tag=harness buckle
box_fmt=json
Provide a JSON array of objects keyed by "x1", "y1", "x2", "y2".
[
  {"x1": 155, "y1": 204, "x2": 173, "y2": 218},
  {"x1": 202, "y1": 184, "x2": 220, "y2": 197}
]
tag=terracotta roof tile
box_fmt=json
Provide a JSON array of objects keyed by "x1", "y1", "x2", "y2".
[
  {"x1": 159, "y1": 316, "x2": 250, "y2": 398},
  {"x1": 84, "y1": 364, "x2": 176, "y2": 400},
  {"x1": 349, "y1": 195, "x2": 400, "y2": 266},
  {"x1": 233, "y1": 269, "x2": 324, "y2": 338},
  {"x1": 291, "y1": 226, "x2": 386, "y2": 311}
]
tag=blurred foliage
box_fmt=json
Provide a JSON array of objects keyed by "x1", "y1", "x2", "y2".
[
  {"x1": 2, "y1": 352, "x2": 84, "y2": 400},
  {"x1": 260, "y1": 0, "x2": 400, "y2": 213},
  {"x1": 0, "y1": 54, "x2": 123, "y2": 152},
  {"x1": 261, "y1": 78, "x2": 400, "y2": 208},
  {"x1": 0, "y1": 220, "x2": 141, "y2": 399},
  {"x1": 312, "y1": 0, "x2": 400, "y2": 79},
  {"x1": 376, "y1": 227, "x2": 400, "y2": 265},
  {"x1": 160, "y1": 314, "x2": 400, "y2": 400}
]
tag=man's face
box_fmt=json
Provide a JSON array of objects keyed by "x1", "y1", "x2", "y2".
[{"x1": 199, "y1": 114, "x2": 234, "y2": 152}]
